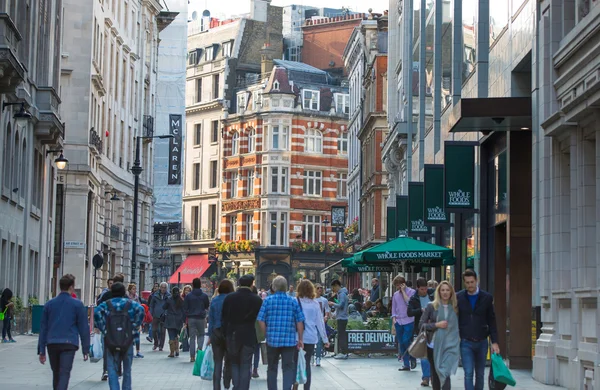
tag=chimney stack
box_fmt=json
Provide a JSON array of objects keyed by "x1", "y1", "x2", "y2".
[{"x1": 260, "y1": 43, "x2": 275, "y2": 79}]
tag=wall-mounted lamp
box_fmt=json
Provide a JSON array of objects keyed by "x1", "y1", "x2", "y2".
[
  {"x1": 104, "y1": 191, "x2": 120, "y2": 201},
  {"x1": 46, "y1": 149, "x2": 68, "y2": 170},
  {"x1": 2, "y1": 102, "x2": 32, "y2": 122}
]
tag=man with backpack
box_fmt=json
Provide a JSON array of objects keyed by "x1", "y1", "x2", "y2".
[
  {"x1": 94, "y1": 282, "x2": 144, "y2": 390},
  {"x1": 97, "y1": 273, "x2": 124, "y2": 381}
]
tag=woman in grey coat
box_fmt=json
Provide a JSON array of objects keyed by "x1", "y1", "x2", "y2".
[
  {"x1": 418, "y1": 281, "x2": 460, "y2": 390},
  {"x1": 163, "y1": 286, "x2": 185, "y2": 358}
]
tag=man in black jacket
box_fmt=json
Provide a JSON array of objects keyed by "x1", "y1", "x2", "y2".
[
  {"x1": 184, "y1": 277, "x2": 210, "y2": 362},
  {"x1": 407, "y1": 277, "x2": 434, "y2": 387},
  {"x1": 457, "y1": 269, "x2": 499, "y2": 390},
  {"x1": 222, "y1": 274, "x2": 263, "y2": 390}
]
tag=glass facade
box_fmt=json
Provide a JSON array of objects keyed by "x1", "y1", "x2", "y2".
[
  {"x1": 462, "y1": 0, "x2": 477, "y2": 82},
  {"x1": 440, "y1": 0, "x2": 453, "y2": 109}
]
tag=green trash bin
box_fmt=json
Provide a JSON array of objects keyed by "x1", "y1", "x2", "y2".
[{"x1": 31, "y1": 305, "x2": 44, "y2": 334}]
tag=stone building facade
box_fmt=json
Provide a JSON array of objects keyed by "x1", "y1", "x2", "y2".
[{"x1": 0, "y1": 0, "x2": 64, "y2": 303}]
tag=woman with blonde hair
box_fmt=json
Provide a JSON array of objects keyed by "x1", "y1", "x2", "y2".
[
  {"x1": 182, "y1": 285, "x2": 192, "y2": 298},
  {"x1": 418, "y1": 281, "x2": 460, "y2": 390},
  {"x1": 295, "y1": 279, "x2": 329, "y2": 390}
]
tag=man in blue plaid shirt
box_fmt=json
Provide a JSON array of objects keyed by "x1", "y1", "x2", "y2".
[
  {"x1": 258, "y1": 276, "x2": 305, "y2": 390},
  {"x1": 94, "y1": 282, "x2": 144, "y2": 390}
]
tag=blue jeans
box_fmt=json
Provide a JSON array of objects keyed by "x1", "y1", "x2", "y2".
[
  {"x1": 47, "y1": 344, "x2": 77, "y2": 390},
  {"x1": 394, "y1": 322, "x2": 415, "y2": 368},
  {"x1": 231, "y1": 344, "x2": 254, "y2": 390},
  {"x1": 460, "y1": 339, "x2": 488, "y2": 390},
  {"x1": 316, "y1": 336, "x2": 324, "y2": 359},
  {"x1": 252, "y1": 343, "x2": 260, "y2": 370},
  {"x1": 421, "y1": 357, "x2": 431, "y2": 379},
  {"x1": 107, "y1": 345, "x2": 134, "y2": 390}
]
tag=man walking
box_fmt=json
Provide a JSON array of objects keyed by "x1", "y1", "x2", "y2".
[
  {"x1": 96, "y1": 278, "x2": 114, "y2": 305},
  {"x1": 328, "y1": 279, "x2": 349, "y2": 359},
  {"x1": 370, "y1": 278, "x2": 380, "y2": 302},
  {"x1": 257, "y1": 276, "x2": 304, "y2": 390},
  {"x1": 407, "y1": 277, "x2": 435, "y2": 386},
  {"x1": 149, "y1": 282, "x2": 170, "y2": 351},
  {"x1": 94, "y1": 282, "x2": 145, "y2": 390},
  {"x1": 391, "y1": 275, "x2": 417, "y2": 371},
  {"x1": 38, "y1": 274, "x2": 90, "y2": 390},
  {"x1": 222, "y1": 275, "x2": 263, "y2": 390},
  {"x1": 457, "y1": 269, "x2": 499, "y2": 390},
  {"x1": 287, "y1": 284, "x2": 296, "y2": 297},
  {"x1": 184, "y1": 277, "x2": 210, "y2": 362},
  {"x1": 97, "y1": 273, "x2": 125, "y2": 381}
]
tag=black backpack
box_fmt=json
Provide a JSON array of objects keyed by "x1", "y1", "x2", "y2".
[{"x1": 104, "y1": 300, "x2": 134, "y2": 352}]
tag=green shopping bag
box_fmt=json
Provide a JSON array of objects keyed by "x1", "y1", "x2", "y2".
[
  {"x1": 491, "y1": 353, "x2": 516, "y2": 386},
  {"x1": 192, "y1": 349, "x2": 205, "y2": 377}
]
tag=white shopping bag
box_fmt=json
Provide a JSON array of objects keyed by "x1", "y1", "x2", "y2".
[
  {"x1": 90, "y1": 333, "x2": 103, "y2": 363},
  {"x1": 200, "y1": 345, "x2": 214, "y2": 380},
  {"x1": 296, "y1": 349, "x2": 307, "y2": 384}
]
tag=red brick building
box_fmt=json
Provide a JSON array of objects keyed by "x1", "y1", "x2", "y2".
[{"x1": 221, "y1": 60, "x2": 349, "y2": 287}]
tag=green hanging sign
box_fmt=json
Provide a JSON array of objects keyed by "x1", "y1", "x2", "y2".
[
  {"x1": 386, "y1": 207, "x2": 397, "y2": 241},
  {"x1": 424, "y1": 164, "x2": 449, "y2": 224},
  {"x1": 396, "y1": 195, "x2": 408, "y2": 237},
  {"x1": 444, "y1": 142, "x2": 476, "y2": 210},
  {"x1": 408, "y1": 182, "x2": 431, "y2": 236}
]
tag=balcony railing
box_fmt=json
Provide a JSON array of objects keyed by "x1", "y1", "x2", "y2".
[
  {"x1": 164, "y1": 229, "x2": 217, "y2": 243},
  {"x1": 89, "y1": 128, "x2": 103, "y2": 153}
]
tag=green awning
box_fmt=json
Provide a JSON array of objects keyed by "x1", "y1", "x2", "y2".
[
  {"x1": 355, "y1": 237, "x2": 455, "y2": 267},
  {"x1": 341, "y1": 257, "x2": 394, "y2": 273}
]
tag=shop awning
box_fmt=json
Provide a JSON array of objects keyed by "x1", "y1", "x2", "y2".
[
  {"x1": 447, "y1": 97, "x2": 532, "y2": 133},
  {"x1": 342, "y1": 257, "x2": 394, "y2": 273},
  {"x1": 169, "y1": 254, "x2": 210, "y2": 284},
  {"x1": 355, "y1": 237, "x2": 455, "y2": 267}
]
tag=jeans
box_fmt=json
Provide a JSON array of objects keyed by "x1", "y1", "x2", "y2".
[
  {"x1": 230, "y1": 344, "x2": 255, "y2": 390},
  {"x1": 294, "y1": 344, "x2": 315, "y2": 390},
  {"x1": 2, "y1": 316, "x2": 12, "y2": 339},
  {"x1": 315, "y1": 336, "x2": 324, "y2": 359},
  {"x1": 102, "y1": 335, "x2": 121, "y2": 375},
  {"x1": 106, "y1": 345, "x2": 134, "y2": 390},
  {"x1": 47, "y1": 344, "x2": 77, "y2": 390},
  {"x1": 460, "y1": 339, "x2": 488, "y2": 390},
  {"x1": 266, "y1": 345, "x2": 296, "y2": 390},
  {"x1": 427, "y1": 347, "x2": 450, "y2": 390},
  {"x1": 151, "y1": 317, "x2": 166, "y2": 348},
  {"x1": 148, "y1": 323, "x2": 152, "y2": 338},
  {"x1": 394, "y1": 322, "x2": 415, "y2": 368},
  {"x1": 253, "y1": 343, "x2": 261, "y2": 369},
  {"x1": 188, "y1": 318, "x2": 206, "y2": 356},
  {"x1": 337, "y1": 319, "x2": 348, "y2": 354},
  {"x1": 212, "y1": 328, "x2": 232, "y2": 390},
  {"x1": 421, "y1": 357, "x2": 431, "y2": 379},
  {"x1": 167, "y1": 328, "x2": 179, "y2": 340}
]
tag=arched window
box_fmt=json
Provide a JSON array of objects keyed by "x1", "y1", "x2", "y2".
[
  {"x1": 231, "y1": 131, "x2": 239, "y2": 155},
  {"x1": 305, "y1": 129, "x2": 323, "y2": 153},
  {"x1": 247, "y1": 129, "x2": 256, "y2": 153},
  {"x1": 3, "y1": 123, "x2": 11, "y2": 189},
  {"x1": 12, "y1": 130, "x2": 19, "y2": 190},
  {"x1": 21, "y1": 139, "x2": 27, "y2": 196}
]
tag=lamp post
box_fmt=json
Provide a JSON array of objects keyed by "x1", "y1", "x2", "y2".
[
  {"x1": 131, "y1": 134, "x2": 174, "y2": 281},
  {"x1": 322, "y1": 218, "x2": 330, "y2": 242}
]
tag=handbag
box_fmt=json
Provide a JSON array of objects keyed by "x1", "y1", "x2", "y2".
[
  {"x1": 491, "y1": 353, "x2": 516, "y2": 386},
  {"x1": 407, "y1": 325, "x2": 428, "y2": 359},
  {"x1": 0, "y1": 307, "x2": 7, "y2": 321}
]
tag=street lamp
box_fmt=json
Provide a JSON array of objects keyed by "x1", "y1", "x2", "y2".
[
  {"x1": 322, "y1": 218, "x2": 330, "y2": 241},
  {"x1": 46, "y1": 149, "x2": 69, "y2": 170},
  {"x1": 131, "y1": 134, "x2": 174, "y2": 281},
  {"x1": 2, "y1": 102, "x2": 32, "y2": 123}
]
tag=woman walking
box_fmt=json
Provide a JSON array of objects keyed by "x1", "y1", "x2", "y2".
[
  {"x1": 208, "y1": 279, "x2": 234, "y2": 390},
  {"x1": 127, "y1": 283, "x2": 144, "y2": 358},
  {"x1": 419, "y1": 281, "x2": 460, "y2": 390},
  {"x1": 296, "y1": 280, "x2": 329, "y2": 390},
  {"x1": 146, "y1": 285, "x2": 159, "y2": 343},
  {"x1": 163, "y1": 287, "x2": 185, "y2": 358},
  {"x1": 0, "y1": 288, "x2": 15, "y2": 343}
]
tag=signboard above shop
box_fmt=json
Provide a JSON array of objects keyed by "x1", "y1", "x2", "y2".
[
  {"x1": 424, "y1": 164, "x2": 450, "y2": 225},
  {"x1": 408, "y1": 182, "x2": 432, "y2": 236},
  {"x1": 444, "y1": 142, "x2": 476, "y2": 211}
]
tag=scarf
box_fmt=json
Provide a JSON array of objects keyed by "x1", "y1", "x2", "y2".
[{"x1": 433, "y1": 304, "x2": 460, "y2": 385}]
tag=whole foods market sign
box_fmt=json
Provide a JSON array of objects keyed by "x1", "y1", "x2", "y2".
[
  {"x1": 396, "y1": 195, "x2": 408, "y2": 237},
  {"x1": 408, "y1": 182, "x2": 431, "y2": 236},
  {"x1": 444, "y1": 142, "x2": 475, "y2": 210},
  {"x1": 374, "y1": 251, "x2": 444, "y2": 260},
  {"x1": 424, "y1": 164, "x2": 449, "y2": 224}
]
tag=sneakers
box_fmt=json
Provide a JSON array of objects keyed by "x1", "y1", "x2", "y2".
[
  {"x1": 252, "y1": 368, "x2": 259, "y2": 378},
  {"x1": 1, "y1": 339, "x2": 7, "y2": 343},
  {"x1": 398, "y1": 366, "x2": 410, "y2": 371},
  {"x1": 101, "y1": 372, "x2": 108, "y2": 381},
  {"x1": 190, "y1": 355, "x2": 195, "y2": 363},
  {"x1": 334, "y1": 354, "x2": 348, "y2": 360},
  {"x1": 146, "y1": 336, "x2": 153, "y2": 343},
  {"x1": 153, "y1": 345, "x2": 157, "y2": 351},
  {"x1": 315, "y1": 357, "x2": 321, "y2": 366},
  {"x1": 421, "y1": 378, "x2": 430, "y2": 387},
  {"x1": 9, "y1": 339, "x2": 16, "y2": 343},
  {"x1": 135, "y1": 352, "x2": 144, "y2": 358}
]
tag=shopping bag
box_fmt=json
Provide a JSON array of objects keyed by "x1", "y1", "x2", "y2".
[
  {"x1": 488, "y1": 363, "x2": 507, "y2": 390},
  {"x1": 491, "y1": 353, "x2": 516, "y2": 386},
  {"x1": 407, "y1": 326, "x2": 428, "y2": 359},
  {"x1": 192, "y1": 348, "x2": 205, "y2": 377},
  {"x1": 296, "y1": 349, "x2": 307, "y2": 385},
  {"x1": 90, "y1": 333, "x2": 103, "y2": 363},
  {"x1": 200, "y1": 345, "x2": 214, "y2": 380},
  {"x1": 180, "y1": 328, "x2": 189, "y2": 352}
]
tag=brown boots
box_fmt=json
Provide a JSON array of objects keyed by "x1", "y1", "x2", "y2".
[{"x1": 168, "y1": 340, "x2": 177, "y2": 358}]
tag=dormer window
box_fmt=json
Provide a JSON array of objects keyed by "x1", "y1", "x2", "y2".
[
  {"x1": 335, "y1": 93, "x2": 350, "y2": 114},
  {"x1": 188, "y1": 49, "x2": 200, "y2": 66},
  {"x1": 303, "y1": 89, "x2": 320, "y2": 110},
  {"x1": 222, "y1": 41, "x2": 233, "y2": 57},
  {"x1": 237, "y1": 92, "x2": 247, "y2": 111},
  {"x1": 204, "y1": 46, "x2": 214, "y2": 62},
  {"x1": 273, "y1": 80, "x2": 280, "y2": 90}
]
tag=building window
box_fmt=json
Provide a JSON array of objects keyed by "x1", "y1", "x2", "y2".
[
  {"x1": 204, "y1": 46, "x2": 213, "y2": 62},
  {"x1": 222, "y1": 41, "x2": 232, "y2": 57},
  {"x1": 303, "y1": 89, "x2": 320, "y2": 110},
  {"x1": 305, "y1": 129, "x2": 323, "y2": 153},
  {"x1": 271, "y1": 125, "x2": 289, "y2": 150},
  {"x1": 208, "y1": 204, "x2": 217, "y2": 235},
  {"x1": 3, "y1": 124, "x2": 11, "y2": 189},
  {"x1": 231, "y1": 172, "x2": 238, "y2": 198},
  {"x1": 193, "y1": 163, "x2": 200, "y2": 190},
  {"x1": 191, "y1": 206, "x2": 199, "y2": 238},
  {"x1": 188, "y1": 50, "x2": 198, "y2": 66},
  {"x1": 231, "y1": 132, "x2": 239, "y2": 155},
  {"x1": 302, "y1": 215, "x2": 321, "y2": 242},
  {"x1": 195, "y1": 78, "x2": 202, "y2": 103},
  {"x1": 273, "y1": 80, "x2": 280, "y2": 90},
  {"x1": 237, "y1": 92, "x2": 247, "y2": 111},
  {"x1": 246, "y1": 214, "x2": 253, "y2": 239},
  {"x1": 335, "y1": 93, "x2": 350, "y2": 114},
  {"x1": 213, "y1": 74, "x2": 220, "y2": 99},
  {"x1": 269, "y1": 212, "x2": 288, "y2": 246},
  {"x1": 211, "y1": 120, "x2": 219, "y2": 143},
  {"x1": 209, "y1": 160, "x2": 218, "y2": 188},
  {"x1": 247, "y1": 169, "x2": 255, "y2": 196},
  {"x1": 194, "y1": 124, "x2": 202, "y2": 146},
  {"x1": 248, "y1": 129, "x2": 256, "y2": 152},
  {"x1": 338, "y1": 132, "x2": 348, "y2": 154},
  {"x1": 253, "y1": 91, "x2": 262, "y2": 108},
  {"x1": 303, "y1": 171, "x2": 322, "y2": 196},
  {"x1": 337, "y1": 173, "x2": 347, "y2": 198},
  {"x1": 269, "y1": 167, "x2": 289, "y2": 194},
  {"x1": 230, "y1": 215, "x2": 238, "y2": 240}
]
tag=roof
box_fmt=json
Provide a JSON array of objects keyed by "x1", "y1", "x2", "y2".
[
  {"x1": 187, "y1": 19, "x2": 242, "y2": 50},
  {"x1": 273, "y1": 59, "x2": 327, "y2": 75}
]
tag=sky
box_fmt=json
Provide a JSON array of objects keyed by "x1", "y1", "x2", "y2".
[{"x1": 188, "y1": 0, "x2": 390, "y2": 20}]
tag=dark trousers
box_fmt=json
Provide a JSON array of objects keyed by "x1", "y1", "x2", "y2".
[
  {"x1": 337, "y1": 319, "x2": 348, "y2": 354},
  {"x1": 229, "y1": 344, "x2": 255, "y2": 390},
  {"x1": 151, "y1": 317, "x2": 166, "y2": 348},
  {"x1": 47, "y1": 344, "x2": 77, "y2": 390},
  {"x1": 2, "y1": 316, "x2": 11, "y2": 339},
  {"x1": 427, "y1": 347, "x2": 450, "y2": 390},
  {"x1": 167, "y1": 328, "x2": 179, "y2": 340},
  {"x1": 266, "y1": 345, "x2": 296, "y2": 390},
  {"x1": 252, "y1": 343, "x2": 260, "y2": 370},
  {"x1": 212, "y1": 328, "x2": 232, "y2": 390},
  {"x1": 294, "y1": 344, "x2": 315, "y2": 390}
]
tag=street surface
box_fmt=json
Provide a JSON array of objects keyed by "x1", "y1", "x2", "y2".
[{"x1": 0, "y1": 335, "x2": 564, "y2": 389}]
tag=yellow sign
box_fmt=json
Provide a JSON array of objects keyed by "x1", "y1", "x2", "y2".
[{"x1": 532, "y1": 320, "x2": 537, "y2": 357}]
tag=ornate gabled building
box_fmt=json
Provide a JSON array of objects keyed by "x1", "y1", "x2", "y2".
[{"x1": 221, "y1": 59, "x2": 349, "y2": 288}]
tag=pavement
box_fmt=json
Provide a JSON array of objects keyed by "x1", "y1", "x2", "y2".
[{"x1": 0, "y1": 334, "x2": 565, "y2": 390}]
